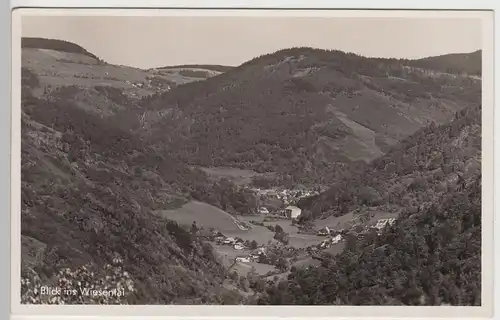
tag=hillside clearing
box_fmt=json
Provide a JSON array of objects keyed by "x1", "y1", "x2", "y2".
[{"x1": 153, "y1": 201, "x2": 244, "y2": 233}]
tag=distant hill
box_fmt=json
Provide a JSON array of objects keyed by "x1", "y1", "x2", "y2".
[
  {"x1": 21, "y1": 38, "x2": 224, "y2": 117},
  {"x1": 19, "y1": 40, "x2": 482, "y2": 305},
  {"x1": 140, "y1": 47, "x2": 481, "y2": 186},
  {"x1": 155, "y1": 64, "x2": 235, "y2": 73},
  {"x1": 21, "y1": 37, "x2": 102, "y2": 61},
  {"x1": 258, "y1": 104, "x2": 481, "y2": 306},
  {"x1": 411, "y1": 50, "x2": 482, "y2": 76},
  {"x1": 410, "y1": 50, "x2": 482, "y2": 76}
]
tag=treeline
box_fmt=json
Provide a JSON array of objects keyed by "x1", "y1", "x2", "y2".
[
  {"x1": 155, "y1": 64, "x2": 234, "y2": 73},
  {"x1": 22, "y1": 37, "x2": 103, "y2": 62},
  {"x1": 240, "y1": 46, "x2": 481, "y2": 76}
]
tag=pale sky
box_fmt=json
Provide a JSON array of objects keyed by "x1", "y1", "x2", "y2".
[{"x1": 21, "y1": 15, "x2": 482, "y2": 69}]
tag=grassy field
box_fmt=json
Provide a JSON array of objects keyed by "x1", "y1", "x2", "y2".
[
  {"x1": 313, "y1": 212, "x2": 357, "y2": 230},
  {"x1": 154, "y1": 201, "x2": 279, "y2": 245},
  {"x1": 154, "y1": 201, "x2": 244, "y2": 233},
  {"x1": 239, "y1": 215, "x2": 326, "y2": 249},
  {"x1": 292, "y1": 257, "x2": 321, "y2": 269}
]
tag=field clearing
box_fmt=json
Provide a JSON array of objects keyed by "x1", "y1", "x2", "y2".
[
  {"x1": 153, "y1": 201, "x2": 244, "y2": 233},
  {"x1": 288, "y1": 234, "x2": 325, "y2": 248},
  {"x1": 154, "y1": 202, "x2": 280, "y2": 245},
  {"x1": 293, "y1": 257, "x2": 321, "y2": 269},
  {"x1": 324, "y1": 242, "x2": 346, "y2": 256},
  {"x1": 365, "y1": 211, "x2": 400, "y2": 226},
  {"x1": 313, "y1": 212, "x2": 356, "y2": 230},
  {"x1": 239, "y1": 215, "x2": 325, "y2": 248},
  {"x1": 229, "y1": 261, "x2": 276, "y2": 277}
]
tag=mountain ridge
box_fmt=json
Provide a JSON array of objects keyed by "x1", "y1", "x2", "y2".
[{"x1": 138, "y1": 46, "x2": 481, "y2": 186}]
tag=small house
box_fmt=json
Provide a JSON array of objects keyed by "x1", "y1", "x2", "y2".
[
  {"x1": 224, "y1": 237, "x2": 236, "y2": 245},
  {"x1": 234, "y1": 243, "x2": 245, "y2": 250},
  {"x1": 215, "y1": 236, "x2": 225, "y2": 244},
  {"x1": 235, "y1": 257, "x2": 250, "y2": 263},
  {"x1": 258, "y1": 207, "x2": 270, "y2": 215},
  {"x1": 317, "y1": 226, "x2": 331, "y2": 236},
  {"x1": 285, "y1": 206, "x2": 302, "y2": 219}
]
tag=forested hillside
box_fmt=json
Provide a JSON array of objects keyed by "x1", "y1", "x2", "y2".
[
  {"x1": 21, "y1": 70, "x2": 247, "y2": 304},
  {"x1": 257, "y1": 104, "x2": 482, "y2": 305}
]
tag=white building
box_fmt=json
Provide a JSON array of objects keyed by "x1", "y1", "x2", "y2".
[
  {"x1": 285, "y1": 206, "x2": 302, "y2": 219},
  {"x1": 258, "y1": 207, "x2": 270, "y2": 215},
  {"x1": 234, "y1": 244, "x2": 245, "y2": 250},
  {"x1": 235, "y1": 257, "x2": 250, "y2": 263},
  {"x1": 317, "y1": 226, "x2": 331, "y2": 236}
]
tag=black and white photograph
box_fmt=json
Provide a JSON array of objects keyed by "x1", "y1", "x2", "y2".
[{"x1": 13, "y1": 8, "x2": 493, "y2": 313}]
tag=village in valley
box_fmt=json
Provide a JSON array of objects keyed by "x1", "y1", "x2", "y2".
[{"x1": 187, "y1": 184, "x2": 398, "y2": 281}]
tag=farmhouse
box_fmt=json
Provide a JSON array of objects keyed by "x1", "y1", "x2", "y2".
[
  {"x1": 235, "y1": 257, "x2": 250, "y2": 263},
  {"x1": 374, "y1": 218, "x2": 396, "y2": 230},
  {"x1": 285, "y1": 206, "x2": 302, "y2": 219},
  {"x1": 234, "y1": 243, "x2": 245, "y2": 250},
  {"x1": 253, "y1": 247, "x2": 267, "y2": 255},
  {"x1": 258, "y1": 207, "x2": 270, "y2": 215}
]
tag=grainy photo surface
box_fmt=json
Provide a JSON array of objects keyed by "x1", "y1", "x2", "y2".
[{"x1": 19, "y1": 12, "x2": 483, "y2": 306}]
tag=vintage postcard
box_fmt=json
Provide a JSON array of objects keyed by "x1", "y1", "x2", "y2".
[{"x1": 10, "y1": 7, "x2": 494, "y2": 319}]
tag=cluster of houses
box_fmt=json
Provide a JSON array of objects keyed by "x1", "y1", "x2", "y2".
[
  {"x1": 318, "y1": 234, "x2": 343, "y2": 249},
  {"x1": 205, "y1": 229, "x2": 270, "y2": 264},
  {"x1": 315, "y1": 226, "x2": 344, "y2": 249},
  {"x1": 313, "y1": 217, "x2": 397, "y2": 249},
  {"x1": 234, "y1": 247, "x2": 268, "y2": 264},
  {"x1": 252, "y1": 187, "x2": 319, "y2": 206}
]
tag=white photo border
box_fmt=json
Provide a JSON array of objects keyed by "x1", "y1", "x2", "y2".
[{"x1": 6, "y1": 2, "x2": 498, "y2": 320}]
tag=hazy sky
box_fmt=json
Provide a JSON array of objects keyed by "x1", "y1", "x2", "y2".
[{"x1": 21, "y1": 15, "x2": 482, "y2": 69}]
